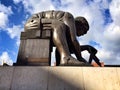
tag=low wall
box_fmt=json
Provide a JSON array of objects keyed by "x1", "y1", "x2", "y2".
[{"x1": 0, "y1": 66, "x2": 120, "y2": 90}]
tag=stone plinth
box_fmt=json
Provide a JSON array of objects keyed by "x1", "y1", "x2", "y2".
[
  {"x1": 17, "y1": 39, "x2": 51, "y2": 66},
  {"x1": 17, "y1": 30, "x2": 52, "y2": 66},
  {"x1": 0, "y1": 67, "x2": 120, "y2": 90}
]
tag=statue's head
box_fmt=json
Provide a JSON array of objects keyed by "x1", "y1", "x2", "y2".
[
  {"x1": 24, "y1": 14, "x2": 40, "y2": 32},
  {"x1": 75, "y1": 17, "x2": 89, "y2": 36}
]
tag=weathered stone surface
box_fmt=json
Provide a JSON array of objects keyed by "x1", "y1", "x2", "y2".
[
  {"x1": 83, "y1": 67, "x2": 105, "y2": 90},
  {"x1": 0, "y1": 67, "x2": 14, "y2": 90},
  {"x1": 48, "y1": 67, "x2": 84, "y2": 90},
  {"x1": 117, "y1": 68, "x2": 120, "y2": 88},
  {"x1": 20, "y1": 30, "x2": 41, "y2": 40},
  {"x1": 17, "y1": 28, "x2": 52, "y2": 66},
  {"x1": 102, "y1": 68, "x2": 120, "y2": 90},
  {"x1": 11, "y1": 67, "x2": 48, "y2": 90},
  {"x1": 0, "y1": 67, "x2": 120, "y2": 90},
  {"x1": 17, "y1": 39, "x2": 51, "y2": 65}
]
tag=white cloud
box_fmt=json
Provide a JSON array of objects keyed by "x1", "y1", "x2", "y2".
[
  {"x1": 13, "y1": 0, "x2": 56, "y2": 14},
  {"x1": 6, "y1": 25, "x2": 23, "y2": 46},
  {"x1": 7, "y1": 25, "x2": 23, "y2": 39},
  {"x1": 0, "y1": 12, "x2": 8, "y2": 28},
  {"x1": 0, "y1": 3, "x2": 23, "y2": 46},
  {"x1": 0, "y1": 52, "x2": 13, "y2": 66},
  {"x1": 13, "y1": 0, "x2": 22, "y2": 4},
  {"x1": 0, "y1": 3, "x2": 13, "y2": 29},
  {"x1": 104, "y1": 24, "x2": 120, "y2": 44},
  {"x1": 96, "y1": 0, "x2": 120, "y2": 64},
  {"x1": 0, "y1": 4, "x2": 13, "y2": 15},
  {"x1": 81, "y1": 51, "x2": 90, "y2": 62},
  {"x1": 0, "y1": 3, "x2": 12, "y2": 28},
  {"x1": 110, "y1": 0, "x2": 120, "y2": 26}
]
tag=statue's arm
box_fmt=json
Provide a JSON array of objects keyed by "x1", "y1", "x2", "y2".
[
  {"x1": 24, "y1": 13, "x2": 42, "y2": 31},
  {"x1": 64, "y1": 12, "x2": 86, "y2": 62},
  {"x1": 24, "y1": 12, "x2": 52, "y2": 31}
]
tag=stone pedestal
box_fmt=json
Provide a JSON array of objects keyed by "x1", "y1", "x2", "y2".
[
  {"x1": 16, "y1": 30, "x2": 52, "y2": 66},
  {"x1": 0, "y1": 67, "x2": 120, "y2": 90}
]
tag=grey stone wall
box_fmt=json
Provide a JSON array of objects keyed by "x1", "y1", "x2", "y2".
[{"x1": 0, "y1": 67, "x2": 120, "y2": 90}]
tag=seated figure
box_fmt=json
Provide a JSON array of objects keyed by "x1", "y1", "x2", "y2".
[{"x1": 24, "y1": 10, "x2": 90, "y2": 66}]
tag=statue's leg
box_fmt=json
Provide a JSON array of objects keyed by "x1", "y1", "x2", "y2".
[
  {"x1": 52, "y1": 20, "x2": 70, "y2": 64},
  {"x1": 52, "y1": 20, "x2": 88, "y2": 66},
  {"x1": 63, "y1": 12, "x2": 84, "y2": 62}
]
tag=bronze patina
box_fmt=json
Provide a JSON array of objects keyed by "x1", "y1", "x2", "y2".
[{"x1": 17, "y1": 10, "x2": 101, "y2": 66}]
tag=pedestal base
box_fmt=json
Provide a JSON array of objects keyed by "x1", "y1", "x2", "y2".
[
  {"x1": 0, "y1": 67, "x2": 120, "y2": 90},
  {"x1": 17, "y1": 39, "x2": 51, "y2": 66}
]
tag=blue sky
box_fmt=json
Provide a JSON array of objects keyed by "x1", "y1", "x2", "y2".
[{"x1": 0, "y1": 0, "x2": 120, "y2": 65}]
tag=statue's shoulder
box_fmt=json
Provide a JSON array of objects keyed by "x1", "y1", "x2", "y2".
[{"x1": 30, "y1": 10, "x2": 73, "y2": 19}]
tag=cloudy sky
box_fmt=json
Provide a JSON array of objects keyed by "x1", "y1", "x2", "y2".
[{"x1": 0, "y1": 0, "x2": 120, "y2": 65}]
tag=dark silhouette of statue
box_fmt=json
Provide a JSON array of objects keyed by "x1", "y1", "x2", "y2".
[
  {"x1": 55, "y1": 16, "x2": 101, "y2": 66},
  {"x1": 24, "y1": 10, "x2": 90, "y2": 66},
  {"x1": 81, "y1": 45, "x2": 102, "y2": 66},
  {"x1": 17, "y1": 10, "x2": 101, "y2": 66},
  {"x1": 56, "y1": 45, "x2": 102, "y2": 66}
]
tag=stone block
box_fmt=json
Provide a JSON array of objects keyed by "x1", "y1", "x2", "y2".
[
  {"x1": 83, "y1": 67, "x2": 105, "y2": 90},
  {"x1": 117, "y1": 68, "x2": 120, "y2": 86},
  {"x1": 48, "y1": 67, "x2": 84, "y2": 90},
  {"x1": 1, "y1": 66, "x2": 120, "y2": 90},
  {"x1": 102, "y1": 68, "x2": 120, "y2": 90},
  {"x1": 0, "y1": 67, "x2": 14, "y2": 90},
  {"x1": 17, "y1": 39, "x2": 51, "y2": 66},
  {"x1": 20, "y1": 30, "x2": 41, "y2": 40},
  {"x1": 11, "y1": 67, "x2": 49, "y2": 90}
]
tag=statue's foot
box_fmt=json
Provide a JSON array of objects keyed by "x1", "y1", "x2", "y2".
[{"x1": 60, "y1": 56, "x2": 91, "y2": 66}]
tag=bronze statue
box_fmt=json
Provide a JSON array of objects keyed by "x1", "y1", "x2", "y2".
[
  {"x1": 75, "y1": 17, "x2": 101, "y2": 66},
  {"x1": 24, "y1": 10, "x2": 102, "y2": 66},
  {"x1": 56, "y1": 45, "x2": 102, "y2": 66},
  {"x1": 54, "y1": 16, "x2": 101, "y2": 66},
  {"x1": 24, "y1": 10, "x2": 90, "y2": 66}
]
